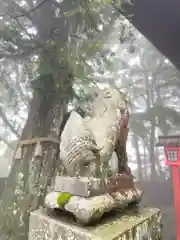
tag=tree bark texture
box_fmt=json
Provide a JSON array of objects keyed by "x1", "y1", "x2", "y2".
[
  {"x1": 132, "y1": 134, "x2": 143, "y2": 181},
  {"x1": 0, "y1": 0, "x2": 79, "y2": 238},
  {"x1": 0, "y1": 76, "x2": 69, "y2": 240}
]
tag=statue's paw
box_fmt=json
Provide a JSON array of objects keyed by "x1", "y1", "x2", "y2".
[
  {"x1": 44, "y1": 192, "x2": 60, "y2": 209},
  {"x1": 44, "y1": 192, "x2": 73, "y2": 210}
]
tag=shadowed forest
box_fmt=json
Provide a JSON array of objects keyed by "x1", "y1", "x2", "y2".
[{"x1": 0, "y1": 1, "x2": 178, "y2": 239}]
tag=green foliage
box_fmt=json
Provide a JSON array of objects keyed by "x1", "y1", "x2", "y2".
[
  {"x1": 57, "y1": 192, "x2": 72, "y2": 207},
  {"x1": 30, "y1": 74, "x2": 54, "y2": 95},
  {"x1": 0, "y1": 25, "x2": 21, "y2": 42}
]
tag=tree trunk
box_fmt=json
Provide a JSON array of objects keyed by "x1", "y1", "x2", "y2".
[
  {"x1": 132, "y1": 134, "x2": 143, "y2": 181},
  {"x1": 0, "y1": 74, "x2": 69, "y2": 240},
  {"x1": 142, "y1": 138, "x2": 148, "y2": 180},
  {"x1": 149, "y1": 123, "x2": 158, "y2": 179}
]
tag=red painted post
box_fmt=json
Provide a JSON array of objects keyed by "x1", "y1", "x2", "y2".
[
  {"x1": 171, "y1": 166, "x2": 180, "y2": 240},
  {"x1": 157, "y1": 136, "x2": 180, "y2": 240}
]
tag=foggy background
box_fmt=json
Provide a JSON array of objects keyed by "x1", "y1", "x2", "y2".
[{"x1": 0, "y1": 3, "x2": 178, "y2": 239}]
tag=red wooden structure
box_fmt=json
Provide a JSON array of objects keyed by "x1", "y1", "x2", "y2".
[{"x1": 157, "y1": 135, "x2": 180, "y2": 240}]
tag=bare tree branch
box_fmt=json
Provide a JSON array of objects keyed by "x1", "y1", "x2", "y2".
[
  {"x1": 0, "y1": 106, "x2": 20, "y2": 137},
  {"x1": 14, "y1": 64, "x2": 30, "y2": 105},
  {"x1": 26, "y1": 0, "x2": 34, "y2": 9},
  {"x1": 15, "y1": 0, "x2": 49, "y2": 18},
  {"x1": 0, "y1": 66, "x2": 29, "y2": 107},
  {"x1": 0, "y1": 0, "x2": 32, "y2": 20},
  {"x1": 0, "y1": 135, "x2": 14, "y2": 148},
  {"x1": 0, "y1": 46, "x2": 38, "y2": 60}
]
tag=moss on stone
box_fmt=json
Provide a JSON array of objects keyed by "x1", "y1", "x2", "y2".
[{"x1": 57, "y1": 192, "x2": 72, "y2": 207}]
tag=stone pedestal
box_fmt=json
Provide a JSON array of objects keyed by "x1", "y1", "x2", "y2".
[{"x1": 29, "y1": 207, "x2": 162, "y2": 240}]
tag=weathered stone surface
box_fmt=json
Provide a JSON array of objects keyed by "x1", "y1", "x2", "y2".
[
  {"x1": 44, "y1": 188, "x2": 142, "y2": 224},
  {"x1": 54, "y1": 175, "x2": 135, "y2": 197},
  {"x1": 60, "y1": 88, "x2": 130, "y2": 177},
  {"x1": 29, "y1": 207, "x2": 162, "y2": 240},
  {"x1": 54, "y1": 176, "x2": 102, "y2": 197}
]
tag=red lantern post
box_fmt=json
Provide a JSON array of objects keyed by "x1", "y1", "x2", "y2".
[{"x1": 157, "y1": 135, "x2": 180, "y2": 240}]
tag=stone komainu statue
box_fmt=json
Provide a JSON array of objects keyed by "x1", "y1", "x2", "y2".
[
  {"x1": 60, "y1": 87, "x2": 131, "y2": 177},
  {"x1": 30, "y1": 86, "x2": 160, "y2": 238},
  {"x1": 44, "y1": 87, "x2": 142, "y2": 225}
]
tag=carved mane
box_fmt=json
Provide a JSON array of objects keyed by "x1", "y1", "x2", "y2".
[{"x1": 60, "y1": 87, "x2": 129, "y2": 177}]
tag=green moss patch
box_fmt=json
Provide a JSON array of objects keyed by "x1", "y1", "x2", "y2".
[{"x1": 57, "y1": 192, "x2": 72, "y2": 207}]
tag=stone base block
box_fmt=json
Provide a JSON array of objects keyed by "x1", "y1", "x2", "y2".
[
  {"x1": 29, "y1": 207, "x2": 162, "y2": 240},
  {"x1": 54, "y1": 176, "x2": 102, "y2": 197},
  {"x1": 54, "y1": 175, "x2": 134, "y2": 197}
]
